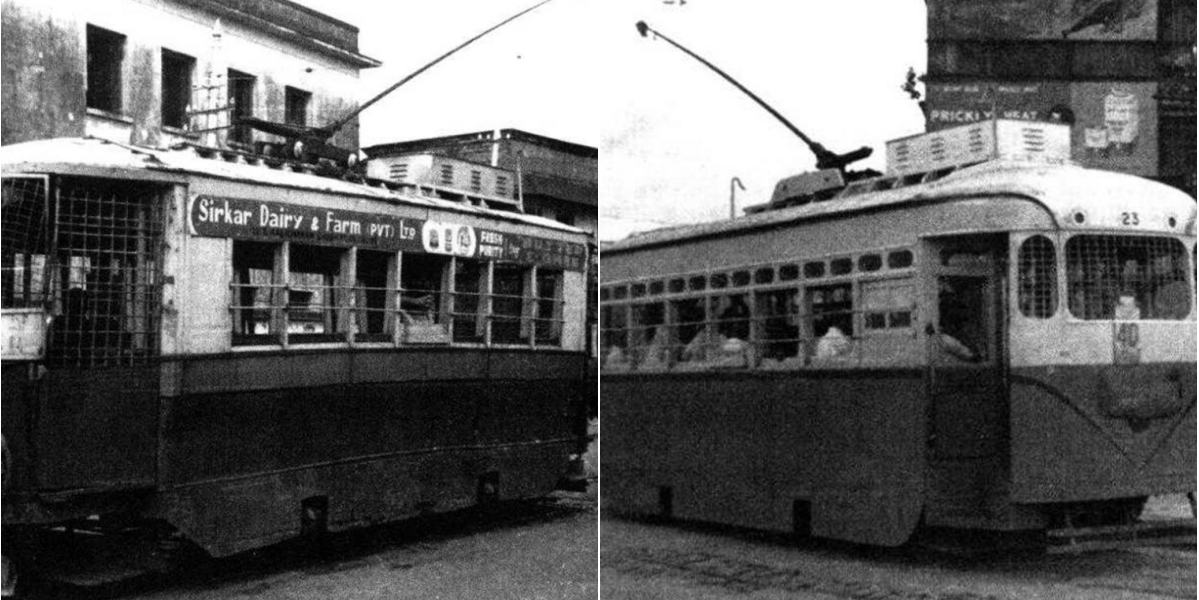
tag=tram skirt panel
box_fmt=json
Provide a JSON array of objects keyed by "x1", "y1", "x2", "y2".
[
  {"x1": 1009, "y1": 363, "x2": 1196, "y2": 503},
  {"x1": 603, "y1": 371, "x2": 925, "y2": 546}
]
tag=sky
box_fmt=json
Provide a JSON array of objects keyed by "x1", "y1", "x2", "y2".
[{"x1": 295, "y1": 0, "x2": 928, "y2": 241}]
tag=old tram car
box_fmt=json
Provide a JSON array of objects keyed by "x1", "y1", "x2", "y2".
[
  {"x1": 1, "y1": 137, "x2": 591, "y2": 582},
  {"x1": 600, "y1": 120, "x2": 1195, "y2": 550}
]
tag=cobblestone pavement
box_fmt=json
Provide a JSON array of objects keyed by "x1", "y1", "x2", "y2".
[{"x1": 601, "y1": 495, "x2": 1194, "y2": 600}]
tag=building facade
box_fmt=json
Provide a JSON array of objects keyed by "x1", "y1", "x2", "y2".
[
  {"x1": 365, "y1": 129, "x2": 598, "y2": 238},
  {"x1": 1, "y1": 0, "x2": 379, "y2": 151},
  {"x1": 923, "y1": 0, "x2": 1196, "y2": 197}
]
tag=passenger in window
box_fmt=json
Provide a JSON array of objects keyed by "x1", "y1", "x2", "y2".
[
  {"x1": 717, "y1": 295, "x2": 750, "y2": 341},
  {"x1": 815, "y1": 326, "x2": 852, "y2": 359},
  {"x1": 936, "y1": 279, "x2": 983, "y2": 362},
  {"x1": 1151, "y1": 256, "x2": 1191, "y2": 319}
]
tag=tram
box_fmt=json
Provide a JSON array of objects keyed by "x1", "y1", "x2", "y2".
[
  {"x1": 600, "y1": 119, "x2": 1195, "y2": 550},
  {"x1": 1, "y1": 136, "x2": 592, "y2": 583}
]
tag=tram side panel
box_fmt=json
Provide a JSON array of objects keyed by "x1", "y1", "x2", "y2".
[
  {"x1": 603, "y1": 370, "x2": 925, "y2": 546},
  {"x1": 153, "y1": 182, "x2": 585, "y2": 557}
]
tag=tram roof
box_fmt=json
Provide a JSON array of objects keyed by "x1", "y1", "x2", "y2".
[
  {"x1": 607, "y1": 160, "x2": 1197, "y2": 254},
  {"x1": 0, "y1": 137, "x2": 585, "y2": 236}
]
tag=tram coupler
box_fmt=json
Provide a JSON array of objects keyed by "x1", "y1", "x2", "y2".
[{"x1": 1046, "y1": 517, "x2": 1196, "y2": 553}]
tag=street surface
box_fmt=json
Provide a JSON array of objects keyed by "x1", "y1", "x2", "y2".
[{"x1": 601, "y1": 495, "x2": 1194, "y2": 600}]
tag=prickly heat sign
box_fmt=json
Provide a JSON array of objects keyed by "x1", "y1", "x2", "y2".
[{"x1": 188, "y1": 196, "x2": 586, "y2": 271}]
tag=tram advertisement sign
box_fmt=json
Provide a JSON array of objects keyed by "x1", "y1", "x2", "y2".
[
  {"x1": 926, "y1": 82, "x2": 1071, "y2": 129},
  {"x1": 188, "y1": 195, "x2": 585, "y2": 271}
]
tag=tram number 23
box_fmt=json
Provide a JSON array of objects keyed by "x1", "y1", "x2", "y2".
[{"x1": 1120, "y1": 212, "x2": 1140, "y2": 226}]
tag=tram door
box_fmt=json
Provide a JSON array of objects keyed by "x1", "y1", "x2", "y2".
[
  {"x1": 922, "y1": 235, "x2": 1007, "y2": 466},
  {"x1": 3, "y1": 177, "x2": 165, "y2": 491}
]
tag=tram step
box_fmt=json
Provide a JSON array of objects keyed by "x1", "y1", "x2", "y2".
[{"x1": 1047, "y1": 518, "x2": 1196, "y2": 553}]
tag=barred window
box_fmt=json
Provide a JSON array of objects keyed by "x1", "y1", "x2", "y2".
[
  {"x1": 491, "y1": 263, "x2": 529, "y2": 345},
  {"x1": 232, "y1": 241, "x2": 280, "y2": 345},
  {"x1": 533, "y1": 268, "x2": 564, "y2": 346},
  {"x1": 1018, "y1": 235, "x2": 1058, "y2": 319},
  {"x1": 288, "y1": 244, "x2": 347, "y2": 343},
  {"x1": 1066, "y1": 235, "x2": 1191, "y2": 321},
  {"x1": 451, "y1": 259, "x2": 487, "y2": 343},
  {"x1": 354, "y1": 250, "x2": 394, "y2": 342}
]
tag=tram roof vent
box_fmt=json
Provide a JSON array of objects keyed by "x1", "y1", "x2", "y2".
[
  {"x1": 885, "y1": 119, "x2": 1071, "y2": 177},
  {"x1": 364, "y1": 153, "x2": 522, "y2": 211}
]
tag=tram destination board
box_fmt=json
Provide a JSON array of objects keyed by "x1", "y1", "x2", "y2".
[{"x1": 189, "y1": 195, "x2": 587, "y2": 271}]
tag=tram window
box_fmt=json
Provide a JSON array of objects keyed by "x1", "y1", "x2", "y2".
[
  {"x1": 601, "y1": 304, "x2": 630, "y2": 369},
  {"x1": 232, "y1": 240, "x2": 279, "y2": 344},
  {"x1": 631, "y1": 302, "x2": 667, "y2": 369},
  {"x1": 858, "y1": 254, "x2": 883, "y2": 272},
  {"x1": 862, "y1": 279, "x2": 914, "y2": 331},
  {"x1": 600, "y1": 287, "x2": 611, "y2": 301},
  {"x1": 807, "y1": 283, "x2": 854, "y2": 359},
  {"x1": 534, "y1": 268, "x2": 564, "y2": 346},
  {"x1": 670, "y1": 298, "x2": 707, "y2": 364},
  {"x1": 355, "y1": 250, "x2": 393, "y2": 342},
  {"x1": 491, "y1": 263, "x2": 529, "y2": 345},
  {"x1": 631, "y1": 282, "x2": 647, "y2": 298},
  {"x1": 688, "y1": 275, "x2": 707, "y2": 291},
  {"x1": 613, "y1": 285, "x2": 628, "y2": 300},
  {"x1": 452, "y1": 259, "x2": 487, "y2": 343},
  {"x1": 938, "y1": 276, "x2": 988, "y2": 361},
  {"x1": 288, "y1": 244, "x2": 346, "y2": 343},
  {"x1": 668, "y1": 278, "x2": 686, "y2": 293},
  {"x1": 756, "y1": 289, "x2": 800, "y2": 363},
  {"x1": 830, "y1": 258, "x2": 853, "y2": 276},
  {"x1": 649, "y1": 280, "x2": 665, "y2": 295},
  {"x1": 712, "y1": 293, "x2": 750, "y2": 341},
  {"x1": 2, "y1": 177, "x2": 51, "y2": 309},
  {"x1": 754, "y1": 267, "x2": 775, "y2": 284},
  {"x1": 1066, "y1": 235, "x2": 1190, "y2": 320},
  {"x1": 803, "y1": 261, "x2": 825, "y2": 279},
  {"x1": 400, "y1": 253, "x2": 448, "y2": 344},
  {"x1": 887, "y1": 250, "x2": 914, "y2": 269},
  {"x1": 732, "y1": 270, "x2": 751, "y2": 287},
  {"x1": 710, "y1": 273, "x2": 729, "y2": 289},
  {"x1": 1018, "y1": 236, "x2": 1058, "y2": 319},
  {"x1": 779, "y1": 264, "x2": 800, "y2": 281}
]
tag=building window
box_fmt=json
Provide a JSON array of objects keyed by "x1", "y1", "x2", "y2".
[
  {"x1": 161, "y1": 49, "x2": 195, "y2": 129},
  {"x1": 284, "y1": 86, "x2": 311, "y2": 126},
  {"x1": 87, "y1": 25, "x2": 125, "y2": 113},
  {"x1": 228, "y1": 69, "x2": 256, "y2": 145},
  {"x1": 1018, "y1": 236, "x2": 1058, "y2": 319}
]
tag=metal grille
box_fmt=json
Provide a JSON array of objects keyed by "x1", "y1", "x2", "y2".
[
  {"x1": 49, "y1": 178, "x2": 164, "y2": 366},
  {"x1": 2, "y1": 177, "x2": 51, "y2": 308},
  {"x1": 1018, "y1": 235, "x2": 1057, "y2": 318},
  {"x1": 1066, "y1": 235, "x2": 1191, "y2": 321}
]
